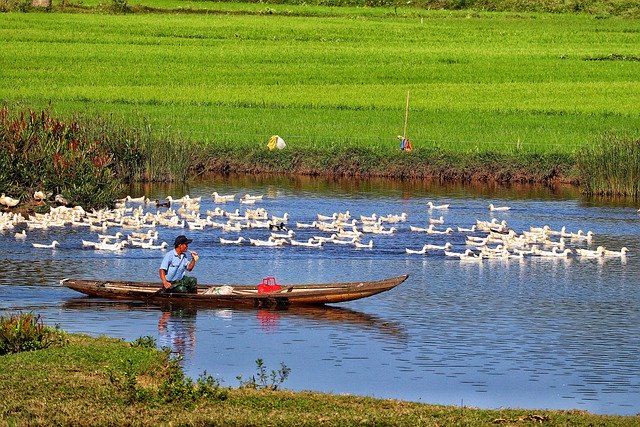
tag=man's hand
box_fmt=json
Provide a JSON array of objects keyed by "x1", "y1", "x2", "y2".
[{"x1": 190, "y1": 251, "x2": 199, "y2": 262}]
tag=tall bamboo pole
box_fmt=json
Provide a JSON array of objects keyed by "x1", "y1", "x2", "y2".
[{"x1": 403, "y1": 90, "x2": 410, "y2": 140}]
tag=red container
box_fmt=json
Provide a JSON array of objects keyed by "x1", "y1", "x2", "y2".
[{"x1": 257, "y1": 277, "x2": 282, "y2": 293}]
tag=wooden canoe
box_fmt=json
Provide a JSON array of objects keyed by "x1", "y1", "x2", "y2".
[{"x1": 61, "y1": 274, "x2": 408, "y2": 308}]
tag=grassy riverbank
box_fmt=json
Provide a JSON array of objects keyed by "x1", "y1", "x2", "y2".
[{"x1": 1, "y1": 332, "x2": 638, "y2": 426}]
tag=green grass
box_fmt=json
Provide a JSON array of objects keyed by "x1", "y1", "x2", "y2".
[
  {"x1": 1, "y1": 8, "x2": 639, "y2": 155},
  {"x1": 1, "y1": 332, "x2": 638, "y2": 426}
]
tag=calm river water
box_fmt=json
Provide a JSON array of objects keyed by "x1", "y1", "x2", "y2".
[{"x1": 1, "y1": 176, "x2": 639, "y2": 416}]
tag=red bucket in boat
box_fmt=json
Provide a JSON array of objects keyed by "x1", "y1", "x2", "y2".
[{"x1": 257, "y1": 276, "x2": 282, "y2": 293}]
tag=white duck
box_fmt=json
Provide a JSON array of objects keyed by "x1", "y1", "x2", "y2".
[
  {"x1": 427, "y1": 201, "x2": 449, "y2": 210},
  {"x1": 575, "y1": 246, "x2": 605, "y2": 258},
  {"x1": 425, "y1": 242, "x2": 453, "y2": 251},
  {"x1": 444, "y1": 249, "x2": 475, "y2": 258},
  {"x1": 426, "y1": 225, "x2": 454, "y2": 235},
  {"x1": 290, "y1": 238, "x2": 323, "y2": 248},
  {"x1": 535, "y1": 247, "x2": 572, "y2": 257},
  {"x1": 271, "y1": 229, "x2": 295, "y2": 239},
  {"x1": 353, "y1": 240, "x2": 373, "y2": 249},
  {"x1": 429, "y1": 216, "x2": 445, "y2": 224},
  {"x1": 95, "y1": 240, "x2": 128, "y2": 251},
  {"x1": 249, "y1": 237, "x2": 287, "y2": 247},
  {"x1": 32, "y1": 240, "x2": 59, "y2": 249},
  {"x1": 406, "y1": 245, "x2": 428, "y2": 254},
  {"x1": 141, "y1": 241, "x2": 168, "y2": 250},
  {"x1": 14, "y1": 230, "x2": 27, "y2": 239},
  {"x1": 489, "y1": 203, "x2": 511, "y2": 211},
  {"x1": 0, "y1": 194, "x2": 19, "y2": 207},
  {"x1": 220, "y1": 237, "x2": 246, "y2": 245},
  {"x1": 602, "y1": 247, "x2": 629, "y2": 257}
]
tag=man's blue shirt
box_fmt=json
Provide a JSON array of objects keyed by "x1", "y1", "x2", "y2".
[{"x1": 160, "y1": 249, "x2": 190, "y2": 282}]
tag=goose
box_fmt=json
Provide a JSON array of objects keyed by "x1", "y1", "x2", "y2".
[
  {"x1": 429, "y1": 216, "x2": 445, "y2": 224},
  {"x1": 406, "y1": 245, "x2": 428, "y2": 254},
  {"x1": 32, "y1": 240, "x2": 59, "y2": 249},
  {"x1": 354, "y1": 239, "x2": 373, "y2": 249},
  {"x1": 602, "y1": 247, "x2": 629, "y2": 257},
  {"x1": 14, "y1": 230, "x2": 27, "y2": 239},
  {"x1": 427, "y1": 201, "x2": 449, "y2": 210},
  {"x1": 290, "y1": 238, "x2": 323, "y2": 248},
  {"x1": 489, "y1": 203, "x2": 511, "y2": 211},
  {"x1": 220, "y1": 236, "x2": 246, "y2": 245},
  {"x1": 575, "y1": 246, "x2": 605, "y2": 258}
]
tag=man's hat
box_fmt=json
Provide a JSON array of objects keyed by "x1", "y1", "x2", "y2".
[{"x1": 174, "y1": 235, "x2": 193, "y2": 247}]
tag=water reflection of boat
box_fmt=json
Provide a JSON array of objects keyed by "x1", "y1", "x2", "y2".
[
  {"x1": 62, "y1": 298, "x2": 407, "y2": 342},
  {"x1": 61, "y1": 275, "x2": 408, "y2": 308}
]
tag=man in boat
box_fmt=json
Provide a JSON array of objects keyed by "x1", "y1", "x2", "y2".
[{"x1": 159, "y1": 235, "x2": 199, "y2": 293}]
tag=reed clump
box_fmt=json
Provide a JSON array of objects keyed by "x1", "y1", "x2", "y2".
[
  {"x1": 0, "y1": 107, "x2": 198, "y2": 209},
  {"x1": 577, "y1": 134, "x2": 640, "y2": 197}
]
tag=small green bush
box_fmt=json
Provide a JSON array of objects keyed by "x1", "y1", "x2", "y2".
[
  {"x1": 0, "y1": 313, "x2": 65, "y2": 355},
  {"x1": 237, "y1": 358, "x2": 291, "y2": 391}
]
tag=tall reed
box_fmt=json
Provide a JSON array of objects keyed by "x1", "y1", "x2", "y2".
[
  {"x1": 0, "y1": 107, "x2": 198, "y2": 208},
  {"x1": 577, "y1": 134, "x2": 640, "y2": 197}
]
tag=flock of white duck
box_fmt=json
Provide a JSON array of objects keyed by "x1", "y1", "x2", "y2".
[{"x1": 0, "y1": 191, "x2": 631, "y2": 262}]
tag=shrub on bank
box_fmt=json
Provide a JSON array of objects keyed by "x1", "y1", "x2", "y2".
[
  {"x1": 0, "y1": 313, "x2": 65, "y2": 355},
  {"x1": 0, "y1": 107, "x2": 198, "y2": 209}
]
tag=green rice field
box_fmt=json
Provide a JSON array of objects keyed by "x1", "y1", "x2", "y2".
[{"x1": 1, "y1": 3, "x2": 639, "y2": 154}]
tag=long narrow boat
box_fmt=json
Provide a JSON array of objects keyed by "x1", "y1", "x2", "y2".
[{"x1": 61, "y1": 275, "x2": 408, "y2": 308}]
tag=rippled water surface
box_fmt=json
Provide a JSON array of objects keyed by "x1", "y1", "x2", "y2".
[{"x1": 2, "y1": 177, "x2": 639, "y2": 415}]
